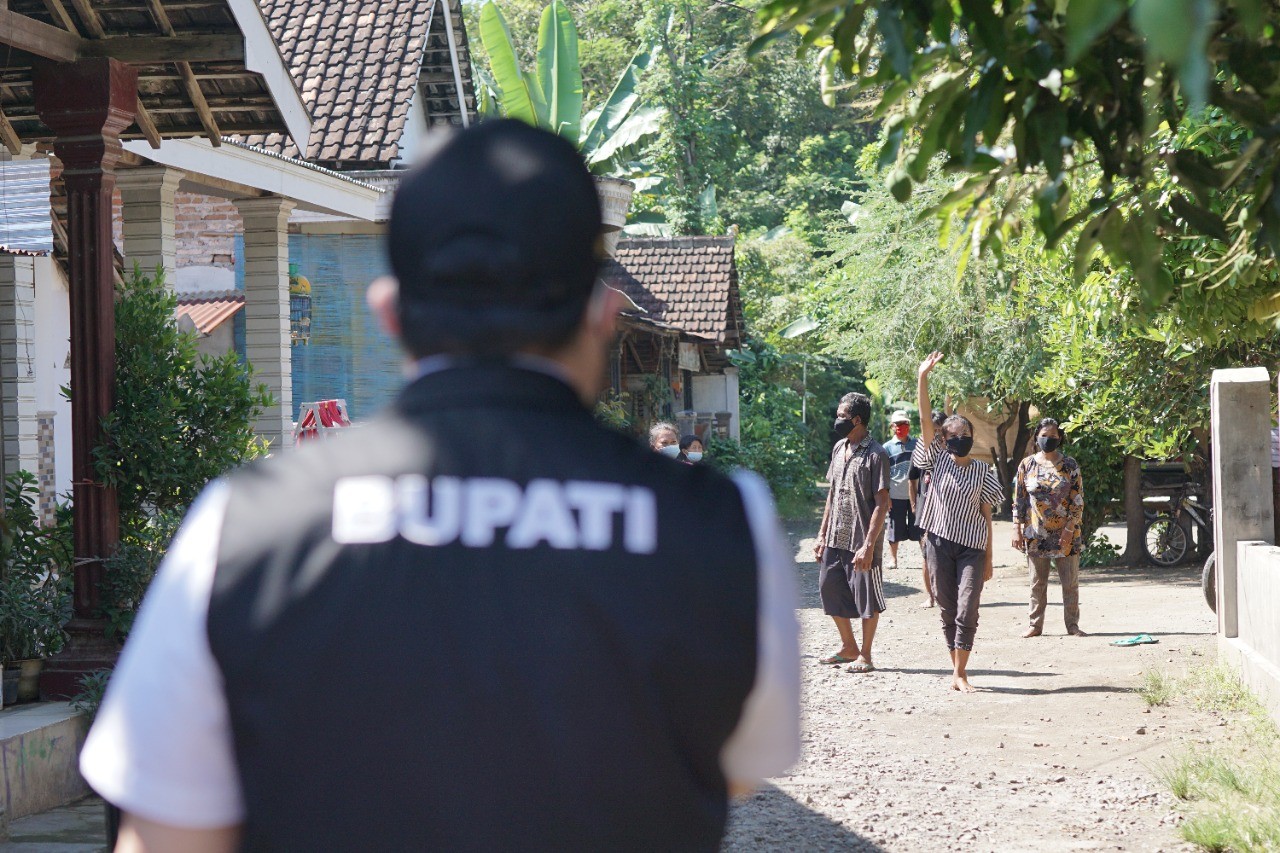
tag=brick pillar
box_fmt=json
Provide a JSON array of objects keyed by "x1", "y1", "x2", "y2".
[
  {"x1": 117, "y1": 166, "x2": 184, "y2": 286},
  {"x1": 0, "y1": 254, "x2": 40, "y2": 482},
  {"x1": 234, "y1": 196, "x2": 295, "y2": 448}
]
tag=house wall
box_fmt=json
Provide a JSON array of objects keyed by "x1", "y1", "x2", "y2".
[
  {"x1": 117, "y1": 189, "x2": 243, "y2": 272},
  {"x1": 32, "y1": 258, "x2": 71, "y2": 504},
  {"x1": 690, "y1": 367, "x2": 741, "y2": 441}
]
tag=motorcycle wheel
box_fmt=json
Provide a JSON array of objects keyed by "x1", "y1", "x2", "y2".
[
  {"x1": 1203, "y1": 552, "x2": 1216, "y2": 614},
  {"x1": 1145, "y1": 515, "x2": 1188, "y2": 566}
]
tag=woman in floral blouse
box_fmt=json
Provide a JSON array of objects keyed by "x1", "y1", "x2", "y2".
[{"x1": 1012, "y1": 418, "x2": 1087, "y2": 638}]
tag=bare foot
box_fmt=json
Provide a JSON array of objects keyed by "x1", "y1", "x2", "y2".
[
  {"x1": 1022, "y1": 628, "x2": 1042, "y2": 638},
  {"x1": 919, "y1": 599, "x2": 935, "y2": 608},
  {"x1": 1068, "y1": 628, "x2": 1089, "y2": 637},
  {"x1": 952, "y1": 675, "x2": 977, "y2": 693}
]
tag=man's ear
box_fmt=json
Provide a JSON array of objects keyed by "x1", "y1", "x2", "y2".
[
  {"x1": 586, "y1": 285, "x2": 627, "y2": 343},
  {"x1": 367, "y1": 276, "x2": 401, "y2": 339}
]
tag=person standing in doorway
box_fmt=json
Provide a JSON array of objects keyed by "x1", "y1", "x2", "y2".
[
  {"x1": 814, "y1": 392, "x2": 890, "y2": 674},
  {"x1": 884, "y1": 410, "x2": 920, "y2": 570},
  {"x1": 1013, "y1": 417, "x2": 1087, "y2": 637},
  {"x1": 913, "y1": 352, "x2": 1004, "y2": 693}
]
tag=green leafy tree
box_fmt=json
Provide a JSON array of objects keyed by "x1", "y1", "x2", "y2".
[{"x1": 754, "y1": 0, "x2": 1280, "y2": 323}]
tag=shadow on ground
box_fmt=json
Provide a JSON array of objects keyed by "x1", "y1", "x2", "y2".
[{"x1": 722, "y1": 783, "x2": 885, "y2": 852}]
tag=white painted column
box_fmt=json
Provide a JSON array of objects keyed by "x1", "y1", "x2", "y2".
[
  {"x1": 0, "y1": 255, "x2": 41, "y2": 481},
  {"x1": 117, "y1": 166, "x2": 184, "y2": 285},
  {"x1": 1210, "y1": 366, "x2": 1274, "y2": 639},
  {"x1": 233, "y1": 196, "x2": 295, "y2": 449}
]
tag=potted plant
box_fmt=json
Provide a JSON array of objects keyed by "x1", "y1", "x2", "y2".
[
  {"x1": 0, "y1": 472, "x2": 72, "y2": 704},
  {"x1": 476, "y1": 0, "x2": 664, "y2": 254}
]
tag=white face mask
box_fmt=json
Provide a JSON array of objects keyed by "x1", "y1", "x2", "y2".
[
  {"x1": 658, "y1": 444, "x2": 681, "y2": 458},
  {"x1": 686, "y1": 452, "x2": 704, "y2": 463}
]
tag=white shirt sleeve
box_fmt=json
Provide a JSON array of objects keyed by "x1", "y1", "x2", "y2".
[
  {"x1": 719, "y1": 471, "x2": 801, "y2": 785},
  {"x1": 79, "y1": 481, "x2": 245, "y2": 828}
]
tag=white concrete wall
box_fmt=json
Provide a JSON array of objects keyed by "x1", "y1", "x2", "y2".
[
  {"x1": 32, "y1": 258, "x2": 71, "y2": 499},
  {"x1": 196, "y1": 323, "x2": 235, "y2": 361},
  {"x1": 1210, "y1": 366, "x2": 1280, "y2": 729},
  {"x1": 1228, "y1": 541, "x2": 1280, "y2": 728},
  {"x1": 690, "y1": 368, "x2": 741, "y2": 441}
]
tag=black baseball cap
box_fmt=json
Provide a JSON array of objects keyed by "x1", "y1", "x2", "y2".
[{"x1": 387, "y1": 120, "x2": 603, "y2": 354}]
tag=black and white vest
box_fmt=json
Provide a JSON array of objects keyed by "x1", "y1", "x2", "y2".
[{"x1": 207, "y1": 365, "x2": 759, "y2": 851}]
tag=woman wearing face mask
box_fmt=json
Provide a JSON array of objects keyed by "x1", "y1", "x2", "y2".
[
  {"x1": 1013, "y1": 418, "x2": 1087, "y2": 638},
  {"x1": 649, "y1": 422, "x2": 681, "y2": 459},
  {"x1": 677, "y1": 434, "x2": 705, "y2": 465},
  {"x1": 911, "y1": 352, "x2": 1004, "y2": 693}
]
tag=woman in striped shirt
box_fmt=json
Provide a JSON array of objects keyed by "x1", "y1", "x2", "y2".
[{"x1": 912, "y1": 352, "x2": 1005, "y2": 693}]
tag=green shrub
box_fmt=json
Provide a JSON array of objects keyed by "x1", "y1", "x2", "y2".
[
  {"x1": 0, "y1": 472, "x2": 72, "y2": 662},
  {"x1": 93, "y1": 266, "x2": 271, "y2": 639},
  {"x1": 96, "y1": 266, "x2": 272, "y2": 519}
]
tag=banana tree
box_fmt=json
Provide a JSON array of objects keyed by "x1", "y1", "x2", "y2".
[{"x1": 477, "y1": 1, "x2": 663, "y2": 176}]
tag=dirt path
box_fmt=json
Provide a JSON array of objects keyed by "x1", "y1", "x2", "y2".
[{"x1": 723, "y1": 520, "x2": 1216, "y2": 852}]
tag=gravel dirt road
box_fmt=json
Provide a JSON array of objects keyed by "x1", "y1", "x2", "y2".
[{"x1": 722, "y1": 520, "x2": 1216, "y2": 852}]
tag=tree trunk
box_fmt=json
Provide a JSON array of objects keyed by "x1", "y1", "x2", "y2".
[
  {"x1": 1121, "y1": 455, "x2": 1146, "y2": 564},
  {"x1": 991, "y1": 400, "x2": 1031, "y2": 519}
]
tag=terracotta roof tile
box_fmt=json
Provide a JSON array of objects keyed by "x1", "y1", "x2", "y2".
[
  {"x1": 600, "y1": 236, "x2": 743, "y2": 343},
  {"x1": 240, "y1": 0, "x2": 458, "y2": 167}
]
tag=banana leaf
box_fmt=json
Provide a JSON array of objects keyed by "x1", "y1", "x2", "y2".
[
  {"x1": 536, "y1": 0, "x2": 583, "y2": 145},
  {"x1": 581, "y1": 47, "x2": 656, "y2": 160},
  {"x1": 587, "y1": 104, "x2": 664, "y2": 170},
  {"x1": 478, "y1": 2, "x2": 547, "y2": 128}
]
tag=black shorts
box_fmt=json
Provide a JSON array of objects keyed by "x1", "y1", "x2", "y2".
[{"x1": 888, "y1": 498, "x2": 921, "y2": 543}]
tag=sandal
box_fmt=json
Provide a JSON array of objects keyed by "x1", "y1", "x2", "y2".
[
  {"x1": 1110, "y1": 634, "x2": 1158, "y2": 647},
  {"x1": 820, "y1": 654, "x2": 856, "y2": 665},
  {"x1": 847, "y1": 661, "x2": 876, "y2": 673}
]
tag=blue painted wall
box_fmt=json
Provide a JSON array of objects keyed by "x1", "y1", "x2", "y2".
[{"x1": 235, "y1": 233, "x2": 404, "y2": 422}]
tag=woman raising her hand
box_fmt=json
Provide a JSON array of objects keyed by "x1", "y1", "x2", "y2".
[{"x1": 911, "y1": 352, "x2": 1004, "y2": 693}]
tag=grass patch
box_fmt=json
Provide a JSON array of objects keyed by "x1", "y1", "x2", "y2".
[
  {"x1": 1146, "y1": 664, "x2": 1280, "y2": 851},
  {"x1": 1138, "y1": 668, "x2": 1175, "y2": 706}
]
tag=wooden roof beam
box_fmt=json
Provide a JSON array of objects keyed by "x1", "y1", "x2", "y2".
[
  {"x1": 177, "y1": 61, "x2": 220, "y2": 146},
  {"x1": 0, "y1": 10, "x2": 244, "y2": 63},
  {"x1": 41, "y1": 0, "x2": 79, "y2": 33},
  {"x1": 0, "y1": 108, "x2": 21, "y2": 155},
  {"x1": 0, "y1": 8, "x2": 81, "y2": 61},
  {"x1": 67, "y1": 0, "x2": 106, "y2": 38},
  {"x1": 80, "y1": 35, "x2": 245, "y2": 62},
  {"x1": 132, "y1": 99, "x2": 162, "y2": 148},
  {"x1": 143, "y1": 0, "x2": 176, "y2": 36}
]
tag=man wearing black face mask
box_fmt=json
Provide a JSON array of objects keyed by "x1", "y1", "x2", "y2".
[
  {"x1": 1013, "y1": 417, "x2": 1087, "y2": 637},
  {"x1": 814, "y1": 392, "x2": 890, "y2": 673}
]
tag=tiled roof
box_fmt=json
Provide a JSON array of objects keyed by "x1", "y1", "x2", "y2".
[
  {"x1": 601, "y1": 237, "x2": 743, "y2": 344},
  {"x1": 242, "y1": 0, "x2": 475, "y2": 169},
  {"x1": 176, "y1": 294, "x2": 245, "y2": 336}
]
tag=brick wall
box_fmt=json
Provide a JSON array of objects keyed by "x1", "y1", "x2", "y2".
[{"x1": 111, "y1": 189, "x2": 242, "y2": 269}]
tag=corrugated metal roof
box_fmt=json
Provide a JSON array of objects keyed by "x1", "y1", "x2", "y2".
[
  {"x1": 176, "y1": 295, "x2": 245, "y2": 337},
  {"x1": 0, "y1": 158, "x2": 53, "y2": 254}
]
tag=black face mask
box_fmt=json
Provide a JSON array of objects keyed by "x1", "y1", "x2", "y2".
[
  {"x1": 946, "y1": 435, "x2": 974, "y2": 457},
  {"x1": 1038, "y1": 435, "x2": 1061, "y2": 453},
  {"x1": 833, "y1": 418, "x2": 855, "y2": 439}
]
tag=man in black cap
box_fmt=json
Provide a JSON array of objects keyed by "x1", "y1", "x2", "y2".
[{"x1": 79, "y1": 120, "x2": 800, "y2": 852}]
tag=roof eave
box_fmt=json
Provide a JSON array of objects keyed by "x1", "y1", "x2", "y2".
[{"x1": 227, "y1": 0, "x2": 311, "y2": 151}]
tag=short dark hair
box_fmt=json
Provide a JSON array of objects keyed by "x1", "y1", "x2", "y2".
[
  {"x1": 1036, "y1": 417, "x2": 1064, "y2": 441},
  {"x1": 942, "y1": 414, "x2": 974, "y2": 438},
  {"x1": 838, "y1": 392, "x2": 872, "y2": 426},
  {"x1": 679, "y1": 433, "x2": 703, "y2": 451},
  {"x1": 931, "y1": 411, "x2": 946, "y2": 427}
]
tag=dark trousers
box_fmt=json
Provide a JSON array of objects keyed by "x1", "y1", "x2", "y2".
[{"x1": 926, "y1": 533, "x2": 985, "y2": 651}]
